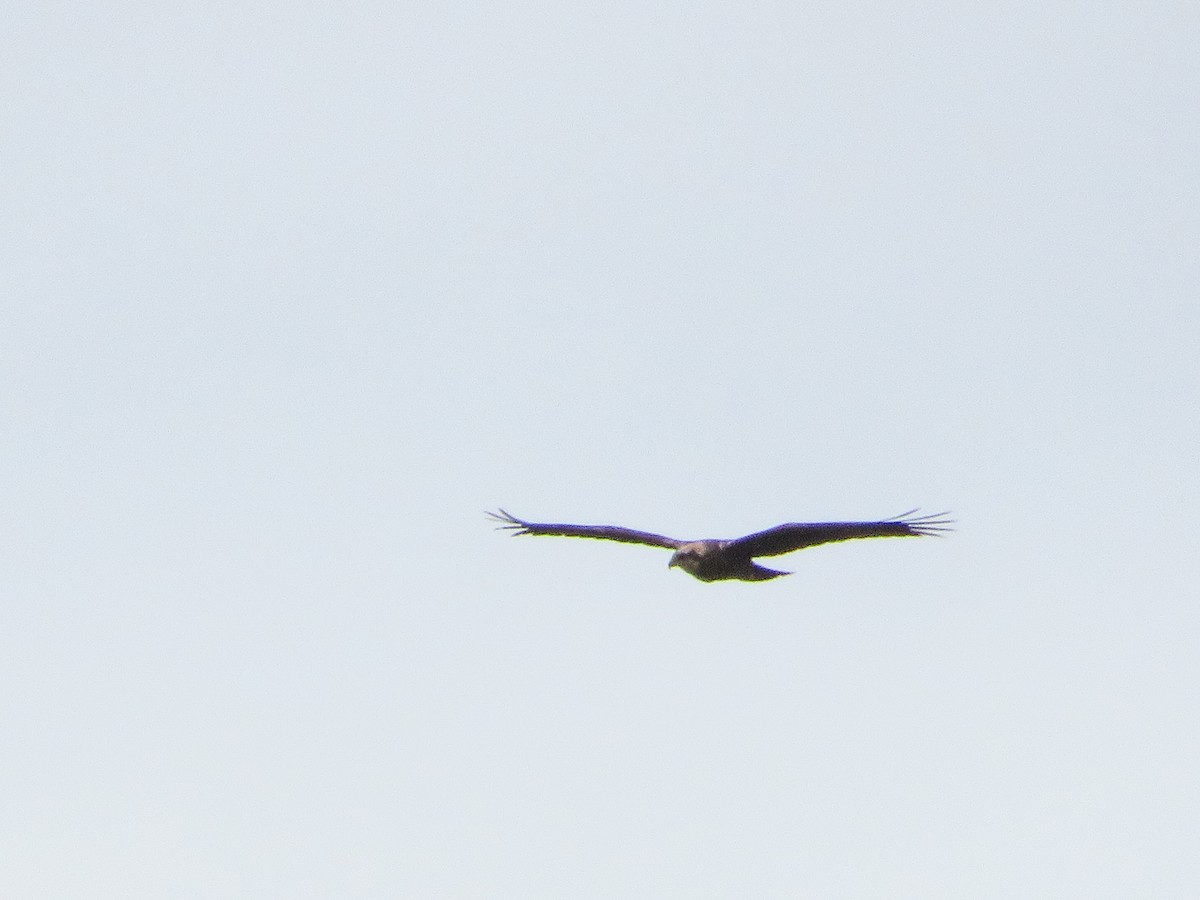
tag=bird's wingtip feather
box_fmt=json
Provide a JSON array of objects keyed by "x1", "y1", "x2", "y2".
[
  {"x1": 893, "y1": 508, "x2": 955, "y2": 536},
  {"x1": 485, "y1": 508, "x2": 530, "y2": 534}
]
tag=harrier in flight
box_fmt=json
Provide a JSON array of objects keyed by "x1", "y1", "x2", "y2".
[{"x1": 487, "y1": 509, "x2": 952, "y2": 582}]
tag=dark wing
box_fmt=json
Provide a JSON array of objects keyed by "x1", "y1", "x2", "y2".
[
  {"x1": 486, "y1": 509, "x2": 682, "y2": 550},
  {"x1": 727, "y1": 510, "x2": 954, "y2": 558}
]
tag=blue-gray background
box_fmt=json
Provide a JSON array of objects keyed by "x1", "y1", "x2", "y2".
[{"x1": 5, "y1": 1, "x2": 1198, "y2": 896}]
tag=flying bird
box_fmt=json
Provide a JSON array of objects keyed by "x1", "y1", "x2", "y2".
[{"x1": 487, "y1": 509, "x2": 953, "y2": 582}]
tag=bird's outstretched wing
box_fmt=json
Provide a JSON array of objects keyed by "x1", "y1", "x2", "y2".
[
  {"x1": 727, "y1": 510, "x2": 954, "y2": 558},
  {"x1": 486, "y1": 509, "x2": 682, "y2": 550}
]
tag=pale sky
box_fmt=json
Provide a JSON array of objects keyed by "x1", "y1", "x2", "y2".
[{"x1": 4, "y1": 1, "x2": 1199, "y2": 897}]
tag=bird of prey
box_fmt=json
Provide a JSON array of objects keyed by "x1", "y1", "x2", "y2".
[{"x1": 487, "y1": 509, "x2": 952, "y2": 582}]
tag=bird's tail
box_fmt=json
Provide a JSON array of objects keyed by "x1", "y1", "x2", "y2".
[{"x1": 743, "y1": 563, "x2": 791, "y2": 581}]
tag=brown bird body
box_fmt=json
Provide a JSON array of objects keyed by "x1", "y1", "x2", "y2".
[{"x1": 487, "y1": 509, "x2": 952, "y2": 582}]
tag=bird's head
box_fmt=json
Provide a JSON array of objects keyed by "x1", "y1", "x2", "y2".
[{"x1": 667, "y1": 545, "x2": 704, "y2": 578}]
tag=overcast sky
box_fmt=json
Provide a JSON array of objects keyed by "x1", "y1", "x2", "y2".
[{"x1": 4, "y1": 1, "x2": 1199, "y2": 896}]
